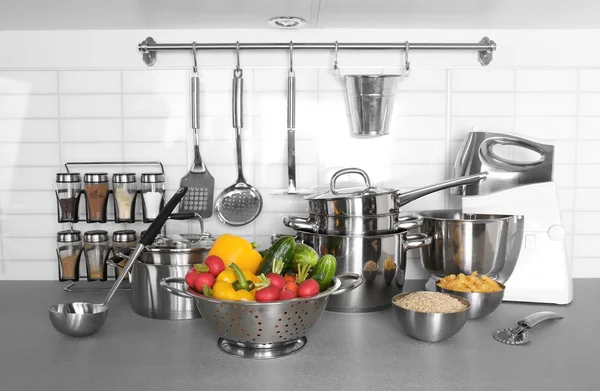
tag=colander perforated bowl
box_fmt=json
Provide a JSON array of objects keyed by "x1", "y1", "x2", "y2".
[{"x1": 161, "y1": 274, "x2": 362, "y2": 359}]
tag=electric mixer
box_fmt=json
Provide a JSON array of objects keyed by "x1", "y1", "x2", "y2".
[{"x1": 450, "y1": 131, "x2": 573, "y2": 304}]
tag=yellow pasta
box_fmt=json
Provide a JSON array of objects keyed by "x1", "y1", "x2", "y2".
[{"x1": 437, "y1": 271, "x2": 503, "y2": 293}]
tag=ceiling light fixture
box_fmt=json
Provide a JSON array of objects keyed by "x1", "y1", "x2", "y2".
[{"x1": 267, "y1": 16, "x2": 306, "y2": 29}]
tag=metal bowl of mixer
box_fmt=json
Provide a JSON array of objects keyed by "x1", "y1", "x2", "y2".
[{"x1": 417, "y1": 210, "x2": 524, "y2": 283}]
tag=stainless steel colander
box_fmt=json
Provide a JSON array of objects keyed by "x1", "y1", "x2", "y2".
[{"x1": 161, "y1": 274, "x2": 362, "y2": 358}]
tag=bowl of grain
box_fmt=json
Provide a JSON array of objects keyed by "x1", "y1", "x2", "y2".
[
  {"x1": 391, "y1": 291, "x2": 470, "y2": 342},
  {"x1": 436, "y1": 273, "x2": 505, "y2": 319}
]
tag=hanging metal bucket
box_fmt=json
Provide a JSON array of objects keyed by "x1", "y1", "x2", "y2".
[{"x1": 344, "y1": 75, "x2": 401, "y2": 137}]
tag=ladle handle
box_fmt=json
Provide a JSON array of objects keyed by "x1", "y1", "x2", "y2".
[{"x1": 102, "y1": 187, "x2": 188, "y2": 306}]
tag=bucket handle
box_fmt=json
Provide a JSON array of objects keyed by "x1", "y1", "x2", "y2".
[{"x1": 331, "y1": 41, "x2": 412, "y2": 82}]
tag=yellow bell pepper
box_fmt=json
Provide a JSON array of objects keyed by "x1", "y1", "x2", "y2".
[
  {"x1": 217, "y1": 267, "x2": 260, "y2": 284},
  {"x1": 212, "y1": 282, "x2": 255, "y2": 302},
  {"x1": 207, "y1": 234, "x2": 263, "y2": 274},
  {"x1": 210, "y1": 263, "x2": 257, "y2": 302}
]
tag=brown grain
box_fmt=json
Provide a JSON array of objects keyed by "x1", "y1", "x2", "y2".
[{"x1": 394, "y1": 291, "x2": 467, "y2": 314}]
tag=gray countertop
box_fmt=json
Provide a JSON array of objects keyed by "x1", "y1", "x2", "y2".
[{"x1": 0, "y1": 280, "x2": 595, "y2": 391}]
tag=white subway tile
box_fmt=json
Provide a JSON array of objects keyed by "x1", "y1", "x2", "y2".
[
  {"x1": 391, "y1": 140, "x2": 446, "y2": 164},
  {"x1": 60, "y1": 95, "x2": 121, "y2": 118},
  {"x1": 316, "y1": 136, "x2": 394, "y2": 174},
  {"x1": 557, "y1": 189, "x2": 574, "y2": 210},
  {"x1": 199, "y1": 69, "x2": 254, "y2": 92},
  {"x1": 561, "y1": 212, "x2": 574, "y2": 234},
  {"x1": 554, "y1": 165, "x2": 575, "y2": 187},
  {"x1": 0, "y1": 167, "x2": 57, "y2": 190},
  {"x1": 202, "y1": 140, "x2": 255, "y2": 165},
  {"x1": 0, "y1": 119, "x2": 58, "y2": 142},
  {"x1": 385, "y1": 164, "x2": 447, "y2": 188},
  {"x1": 514, "y1": 117, "x2": 577, "y2": 140},
  {"x1": 123, "y1": 94, "x2": 185, "y2": 118},
  {"x1": 450, "y1": 117, "x2": 514, "y2": 140},
  {"x1": 254, "y1": 212, "x2": 296, "y2": 236},
  {"x1": 1, "y1": 214, "x2": 58, "y2": 237},
  {"x1": 123, "y1": 142, "x2": 187, "y2": 166},
  {"x1": 60, "y1": 119, "x2": 122, "y2": 142},
  {"x1": 515, "y1": 93, "x2": 577, "y2": 116},
  {"x1": 572, "y1": 257, "x2": 600, "y2": 278},
  {"x1": 575, "y1": 189, "x2": 600, "y2": 210},
  {"x1": 395, "y1": 92, "x2": 446, "y2": 116},
  {"x1": 554, "y1": 141, "x2": 576, "y2": 164},
  {"x1": 452, "y1": 69, "x2": 514, "y2": 92},
  {"x1": 516, "y1": 70, "x2": 577, "y2": 91},
  {"x1": 0, "y1": 71, "x2": 57, "y2": 94},
  {"x1": 397, "y1": 69, "x2": 446, "y2": 91},
  {"x1": 199, "y1": 115, "x2": 254, "y2": 141},
  {"x1": 452, "y1": 93, "x2": 513, "y2": 116},
  {"x1": 0, "y1": 95, "x2": 57, "y2": 118},
  {"x1": 3, "y1": 260, "x2": 57, "y2": 280},
  {"x1": 317, "y1": 91, "x2": 348, "y2": 121},
  {"x1": 396, "y1": 189, "x2": 446, "y2": 212},
  {"x1": 203, "y1": 217, "x2": 254, "y2": 236},
  {"x1": 579, "y1": 117, "x2": 600, "y2": 139},
  {"x1": 123, "y1": 118, "x2": 186, "y2": 143},
  {"x1": 579, "y1": 93, "x2": 600, "y2": 116},
  {"x1": 577, "y1": 141, "x2": 600, "y2": 163},
  {"x1": 255, "y1": 164, "x2": 318, "y2": 190},
  {"x1": 254, "y1": 139, "x2": 318, "y2": 165},
  {"x1": 123, "y1": 70, "x2": 185, "y2": 93},
  {"x1": 317, "y1": 68, "x2": 345, "y2": 92},
  {"x1": 3, "y1": 237, "x2": 55, "y2": 260},
  {"x1": 576, "y1": 165, "x2": 600, "y2": 187},
  {"x1": 0, "y1": 143, "x2": 59, "y2": 166},
  {"x1": 574, "y1": 212, "x2": 600, "y2": 234},
  {"x1": 0, "y1": 191, "x2": 55, "y2": 214},
  {"x1": 579, "y1": 70, "x2": 600, "y2": 91},
  {"x1": 61, "y1": 142, "x2": 123, "y2": 162},
  {"x1": 392, "y1": 116, "x2": 446, "y2": 140},
  {"x1": 253, "y1": 92, "x2": 286, "y2": 123},
  {"x1": 261, "y1": 193, "x2": 309, "y2": 213},
  {"x1": 60, "y1": 71, "x2": 121, "y2": 93}
]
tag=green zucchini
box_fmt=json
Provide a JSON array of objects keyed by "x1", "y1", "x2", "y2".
[
  {"x1": 257, "y1": 237, "x2": 296, "y2": 275},
  {"x1": 309, "y1": 254, "x2": 337, "y2": 291}
]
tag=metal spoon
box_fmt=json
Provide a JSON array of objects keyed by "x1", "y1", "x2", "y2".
[{"x1": 48, "y1": 187, "x2": 188, "y2": 337}]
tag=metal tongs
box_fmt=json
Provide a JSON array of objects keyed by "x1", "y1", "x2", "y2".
[{"x1": 493, "y1": 311, "x2": 563, "y2": 345}]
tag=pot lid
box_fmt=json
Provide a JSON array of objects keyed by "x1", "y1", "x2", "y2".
[
  {"x1": 305, "y1": 168, "x2": 396, "y2": 201},
  {"x1": 145, "y1": 233, "x2": 215, "y2": 252}
]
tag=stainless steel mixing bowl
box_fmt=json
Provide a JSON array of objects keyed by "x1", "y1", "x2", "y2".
[
  {"x1": 436, "y1": 282, "x2": 505, "y2": 319},
  {"x1": 417, "y1": 210, "x2": 524, "y2": 283},
  {"x1": 391, "y1": 292, "x2": 470, "y2": 342}
]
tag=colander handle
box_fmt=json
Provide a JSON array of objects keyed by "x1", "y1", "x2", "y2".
[
  {"x1": 330, "y1": 273, "x2": 363, "y2": 296},
  {"x1": 160, "y1": 277, "x2": 193, "y2": 299}
]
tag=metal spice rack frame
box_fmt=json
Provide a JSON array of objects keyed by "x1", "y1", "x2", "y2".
[
  {"x1": 59, "y1": 160, "x2": 165, "y2": 291},
  {"x1": 138, "y1": 36, "x2": 497, "y2": 66}
]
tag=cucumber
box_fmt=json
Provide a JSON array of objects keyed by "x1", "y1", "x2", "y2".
[
  {"x1": 257, "y1": 237, "x2": 296, "y2": 275},
  {"x1": 309, "y1": 254, "x2": 337, "y2": 291}
]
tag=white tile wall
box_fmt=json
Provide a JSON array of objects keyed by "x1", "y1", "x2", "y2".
[{"x1": 0, "y1": 37, "x2": 599, "y2": 280}]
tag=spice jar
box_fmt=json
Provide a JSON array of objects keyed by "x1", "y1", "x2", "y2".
[
  {"x1": 56, "y1": 230, "x2": 82, "y2": 282},
  {"x1": 112, "y1": 173, "x2": 138, "y2": 223},
  {"x1": 84, "y1": 173, "x2": 110, "y2": 223},
  {"x1": 141, "y1": 173, "x2": 165, "y2": 223},
  {"x1": 112, "y1": 230, "x2": 138, "y2": 280},
  {"x1": 83, "y1": 230, "x2": 110, "y2": 281},
  {"x1": 55, "y1": 173, "x2": 83, "y2": 223}
]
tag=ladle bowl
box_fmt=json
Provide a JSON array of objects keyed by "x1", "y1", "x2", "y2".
[{"x1": 48, "y1": 187, "x2": 187, "y2": 337}]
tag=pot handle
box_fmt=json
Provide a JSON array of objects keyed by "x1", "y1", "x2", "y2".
[
  {"x1": 160, "y1": 277, "x2": 194, "y2": 299},
  {"x1": 330, "y1": 273, "x2": 363, "y2": 296},
  {"x1": 283, "y1": 216, "x2": 318, "y2": 232},
  {"x1": 403, "y1": 233, "x2": 432, "y2": 251},
  {"x1": 395, "y1": 172, "x2": 489, "y2": 208},
  {"x1": 393, "y1": 215, "x2": 424, "y2": 231},
  {"x1": 330, "y1": 167, "x2": 372, "y2": 195}
]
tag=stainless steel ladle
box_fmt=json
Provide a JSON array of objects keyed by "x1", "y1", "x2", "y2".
[{"x1": 48, "y1": 187, "x2": 188, "y2": 337}]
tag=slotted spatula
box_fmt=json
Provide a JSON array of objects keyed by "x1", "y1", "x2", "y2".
[{"x1": 179, "y1": 49, "x2": 215, "y2": 218}]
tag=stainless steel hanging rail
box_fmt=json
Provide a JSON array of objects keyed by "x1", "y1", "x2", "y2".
[{"x1": 138, "y1": 36, "x2": 496, "y2": 66}]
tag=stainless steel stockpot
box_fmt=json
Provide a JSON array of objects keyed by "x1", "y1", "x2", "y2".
[
  {"x1": 304, "y1": 168, "x2": 488, "y2": 217},
  {"x1": 283, "y1": 213, "x2": 423, "y2": 236},
  {"x1": 276, "y1": 230, "x2": 432, "y2": 312}
]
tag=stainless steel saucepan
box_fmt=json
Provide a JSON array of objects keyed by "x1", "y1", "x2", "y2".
[{"x1": 284, "y1": 213, "x2": 423, "y2": 236}]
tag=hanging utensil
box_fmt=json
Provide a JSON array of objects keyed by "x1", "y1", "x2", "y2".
[
  {"x1": 215, "y1": 43, "x2": 263, "y2": 226},
  {"x1": 48, "y1": 187, "x2": 188, "y2": 337},
  {"x1": 493, "y1": 311, "x2": 563, "y2": 345},
  {"x1": 179, "y1": 42, "x2": 215, "y2": 218},
  {"x1": 272, "y1": 41, "x2": 314, "y2": 196}
]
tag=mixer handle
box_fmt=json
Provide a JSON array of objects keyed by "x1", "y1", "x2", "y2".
[{"x1": 480, "y1": 135, "x2": 550, "y2": 170}]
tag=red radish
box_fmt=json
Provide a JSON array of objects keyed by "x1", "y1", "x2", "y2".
[
  {"x1": 185, "y1": 268, "x2": 200, "y2": 287},
  {"x1": 284, "y1": 281, "x2": 298, "y2": 293},
  {"x1": 279, "y1": 290, "x2": 297, "y2": 300},
  {"x1": 194, "y1": 272, "x2": 216, "y2": 292},
  {"x1": 297, "y1": 279, "x2": 320, "y2": 298},
  {"x1": 255, "y1": 286, "x2": 281, "y2": 302},
  {"x1": 266, "y1": 273, "x2": 285, "y2": 290},
  {"x1": 204, "y1": 256, "x2": 226, "y2": 277}
]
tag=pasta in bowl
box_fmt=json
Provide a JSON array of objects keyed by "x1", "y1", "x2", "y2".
[{"x1": 436, "y1": 272, "x2": 505, "y2": 319}]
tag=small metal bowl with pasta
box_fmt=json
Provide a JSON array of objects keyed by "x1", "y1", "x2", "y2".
[{"x1": 436, "y1": 272, "x2": 505, "y2": 319}]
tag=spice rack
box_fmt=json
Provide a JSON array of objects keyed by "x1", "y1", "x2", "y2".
[{"x1": 56, "y1": 161, "x2": 164, "y2": 290}]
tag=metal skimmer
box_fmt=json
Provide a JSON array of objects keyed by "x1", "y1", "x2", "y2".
[
  {"x1": 179, "y1": 43, "x2": 215, "y2": 218},
  {"x1": 215, "y1": 44, "x2": 262, "y2": 226}
]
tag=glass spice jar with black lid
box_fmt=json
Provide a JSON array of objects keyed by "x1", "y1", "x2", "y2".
[
  {"x1": 84, "y1": 173, "x2": 110, "y2": 223},
  {"x1": 55, "y1": 173, "x2": 83, "y2": 223},
  {"x1": 83, "y1": 230, "x2": 110, "y2": 281},
  {"x1": 56, "y1": 229, "x2": 83, "y2": 282},
  {"x1": 112, "y1": 229, "x2": 138, "y2": 280},
  {"x1": 112, "y1": 173, "x2": 138, "y2": 223},
  {"x1": 141, "y1": 173, "x2": 165, "y2": 223}
]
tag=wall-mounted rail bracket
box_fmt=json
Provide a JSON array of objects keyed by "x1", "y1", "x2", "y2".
[
  {"x1": 478, "y1": 37, "x2": 496, "y2": 66},
  {"x1": 140, "y1": 37, "x2": 157, "y2": 66}
]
